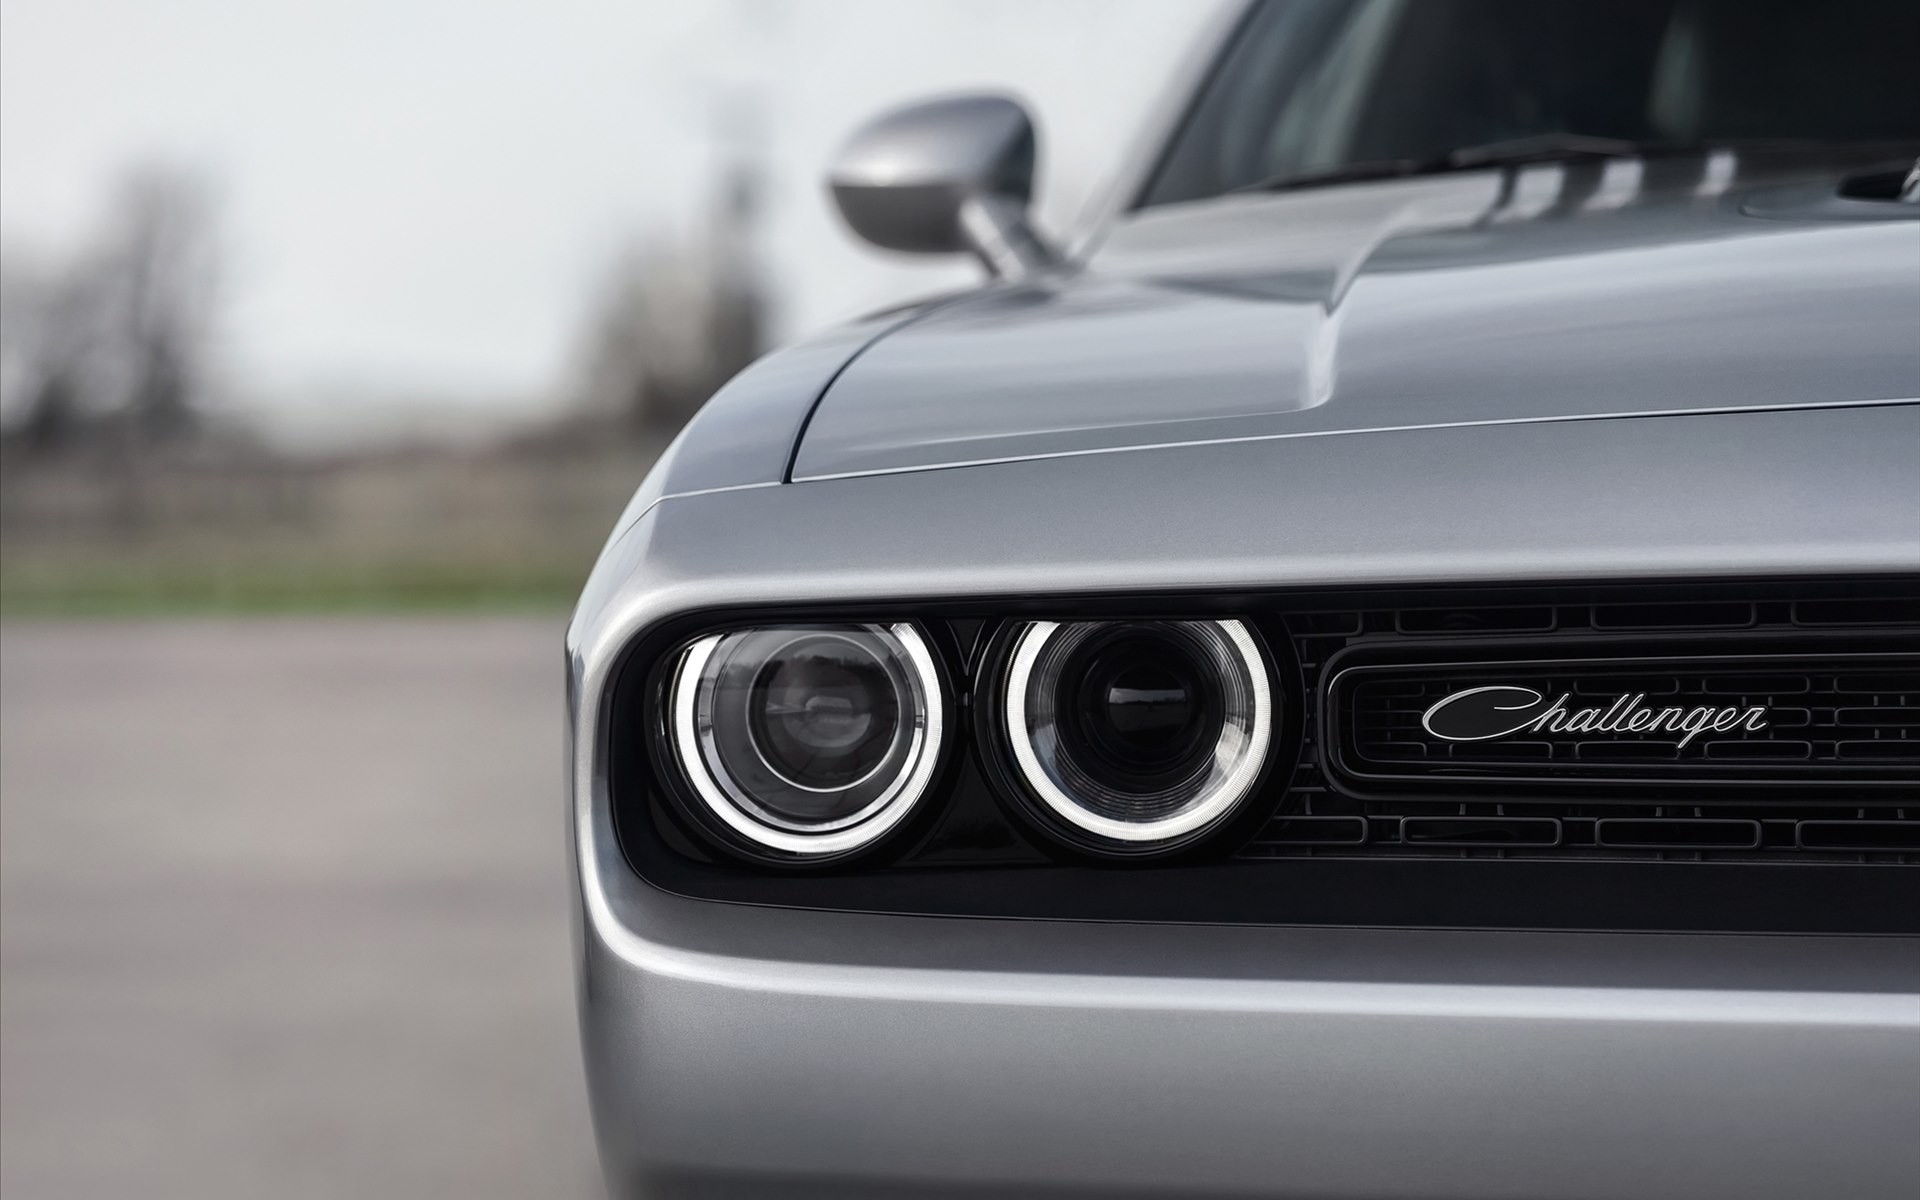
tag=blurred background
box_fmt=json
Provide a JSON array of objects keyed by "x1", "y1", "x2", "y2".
[
  {"x1": 1, "y1": 0, "x2": 1215, "y2": 613},
  {"x1": 0, "y1": 1, "x2": 1219, "y2": 1195}
]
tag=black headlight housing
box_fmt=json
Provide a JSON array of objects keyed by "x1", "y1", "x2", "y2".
[
  {"x1": 601, "y1": 579, "x2": 1920, "y2": 936},
  {"x1": 627, "y1": 608, "x2": 1302, "y2": 872}
]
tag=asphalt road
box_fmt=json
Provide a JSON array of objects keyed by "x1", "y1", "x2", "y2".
[{"x1": 0, "y1": 618, "x2": 602, "y2": 1199}]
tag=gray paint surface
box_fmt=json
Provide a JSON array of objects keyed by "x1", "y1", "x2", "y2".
[
  {"x1": 577, "y1": 877, "x2": 1920, "y2": 1199},
  {"x1": 580, "y1": 404, "x2": 1920, "y2": 639},
  {"x1": 794, "y1": 163, "x2": 1920, "y2": 479},
  {"x1": 600, "y1": 305, "x2": 946, "y2": 534}
]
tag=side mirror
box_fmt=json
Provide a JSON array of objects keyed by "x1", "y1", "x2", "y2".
[{"x1": 828, "y1": 93, "x2": 1059, "y2": 278}]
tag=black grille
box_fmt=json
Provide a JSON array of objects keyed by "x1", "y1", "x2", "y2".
[
  {"x1": 1242, "y1": 589, "x2": 1920, "y2": 865},
  {"x1": 1329, "y1": 653, "x2": 1920, "y2": 786}
]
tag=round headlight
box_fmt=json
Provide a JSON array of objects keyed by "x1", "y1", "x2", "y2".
[
  {"x1": 1001, "y1": 619, "x2": 1272, "y2": 852},
  {"x1": 667, "y1": 623, "x2": 943, "y2": 859}
]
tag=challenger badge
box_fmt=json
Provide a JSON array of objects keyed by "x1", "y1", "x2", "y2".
[{"x1": 1420, "y1": 686, "x2": 1769, "y2": 749}]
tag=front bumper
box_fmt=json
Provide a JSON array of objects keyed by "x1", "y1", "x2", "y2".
[{"x1": 576, "y1": 812, "x2": 1920, "y2": 1200}]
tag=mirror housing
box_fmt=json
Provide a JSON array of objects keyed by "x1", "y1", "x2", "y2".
[{"x1": 828, "y1": 93, "x2": 1059, "y2": 277}]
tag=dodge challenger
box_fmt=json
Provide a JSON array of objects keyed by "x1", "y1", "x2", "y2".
[{"x1": 567, "y1": 1, "x2": 1920, "y2": 1195}]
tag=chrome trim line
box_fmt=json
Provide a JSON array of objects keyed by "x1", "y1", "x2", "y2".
[{"x1": 791, "y1": 396, "x2": 1920, "y2": 483}]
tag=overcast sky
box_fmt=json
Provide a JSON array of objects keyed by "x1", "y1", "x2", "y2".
[{"x1": 1, "y1": 0, "x2": 1220, "y2": 446}]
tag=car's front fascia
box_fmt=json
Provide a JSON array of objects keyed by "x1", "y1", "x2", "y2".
[
  {"x1": 567, "y1": 390, "x2": 1920, "y2": 1198},
  {"x1": 567, "y1": 8, "x2": 1920, "y2": 1190}
]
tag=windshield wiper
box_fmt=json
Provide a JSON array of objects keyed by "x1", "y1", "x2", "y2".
[
  {"x1": 1237, "y1": 133, "x2": 1651, "y2": 195},
  {"x1": 1233, "y1": 134, "x2": 1915, "y2": 195}
]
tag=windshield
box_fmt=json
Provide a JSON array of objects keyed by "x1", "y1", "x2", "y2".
[{"x1": 1142, "y1": 0, "x2": 1920, "y2": 206}]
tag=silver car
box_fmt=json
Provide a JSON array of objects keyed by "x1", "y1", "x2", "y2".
[{"x1": 567, "y1": 2, "x2": 1920, "y2": 1196}]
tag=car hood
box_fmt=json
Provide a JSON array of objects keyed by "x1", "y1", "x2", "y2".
[{"x1": 791, "y1": 157, "x2": 1920, "y2": 481}]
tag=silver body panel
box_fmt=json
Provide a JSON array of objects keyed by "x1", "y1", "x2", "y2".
[
  {"x1": 795, "y1": 176, "x2": 1920, "y2": 480},
  {"x1": 580, "y1": 405, "x2": 1920, "y2": 626},
  {"x1": 576, "y1": 874, "x2": 1920, "y2": 1199}
]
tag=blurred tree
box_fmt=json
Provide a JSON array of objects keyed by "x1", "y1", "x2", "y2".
[
  {"x1": 1, "y1": 249, "x2": 104, "y2": 453},
  {"x1": 578, "y1": 239, "x2": 712, "y2": 434},
  {"x1": 575, "y1": 158, "x2": 767, "y2": 437},
  {"x1": 0, "y1": 164, "x2": 220, "y2": 456},
  {"x1": 101, "y1": 165, "x2": 220, "y2": 443}
]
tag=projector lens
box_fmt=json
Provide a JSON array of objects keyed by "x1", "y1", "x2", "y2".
[
  {"x1": 1003, "y1": 619, "x2": 1271, "y2": 849},
  {"x1": 669, "y1": 623, "x2": 941, "y2": 858}
]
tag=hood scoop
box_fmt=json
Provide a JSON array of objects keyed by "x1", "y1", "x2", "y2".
[{"x1": 794, "y1": 175, "x2": 1920, "y2": 482}]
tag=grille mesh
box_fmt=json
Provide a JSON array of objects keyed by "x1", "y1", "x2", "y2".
[{"x1": 1240, "y1": 592, "x2": 1920, "y2": 865}]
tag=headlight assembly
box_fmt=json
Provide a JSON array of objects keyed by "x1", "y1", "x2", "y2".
[
  {"x1": 996, "y1": 619, "x2": 1274, "y2": 855},
  {"x1": 663, "y1": 623, "x2": 944, "y2": 862}
]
